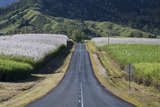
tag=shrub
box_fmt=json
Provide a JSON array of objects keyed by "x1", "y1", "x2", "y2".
[
  {"x1": 130, "y1": 30, "x2": 143, "y2": 37},
  {"x1": 71, "y1": 30, "x2": 86, "y2": 42}
]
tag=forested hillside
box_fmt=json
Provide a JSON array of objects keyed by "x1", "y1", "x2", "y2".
[
  {"x1": 41, "y1": 0, "x2": 160, "y2": 34},
  {"x1": 0, "y1": 0, "x2": 159, "y2": 38}
]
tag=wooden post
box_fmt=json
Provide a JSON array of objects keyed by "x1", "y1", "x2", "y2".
[{"x1": 129, "y1": 64, "x2": 131, "y2": 90}]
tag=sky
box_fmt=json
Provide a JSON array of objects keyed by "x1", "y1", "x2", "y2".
[{"x1": 0, "y1": 0, "x2": 19, "y2": 7}]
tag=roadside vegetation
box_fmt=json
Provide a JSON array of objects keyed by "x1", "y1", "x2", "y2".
[
  {"x1": 98, "y1": 44, "x2": 160, "y2": 88},
  {"x1": 87, "y1": 42, "x2": 160, "y2": 107},
  {"x1": 0, "y1": 45, "x2": 68, "y2": 81},
  {"x1": 0, "y1": 34, "x2": 68, "y2": 81},
  {"x1": 0, "y1": 44, "x2": 74, "y2": 107},
  {"x1": 0, "y1": 55, "x2": 35, "y2": 65},
  {"x1": 0, "y1": 34, "x2": 73, "y2": 106},
  {"x1": 0, "y1": 59, "x2": 33, "y2": 81}
]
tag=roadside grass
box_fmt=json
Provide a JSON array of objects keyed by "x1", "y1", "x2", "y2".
[
  {"x1": 98, "y1": 44, "x2": 160, "y2": 88},
  {"x1": 133, "y1": 63, "x2": 160, "y2": 87},
  {"x1": 98, "y1": 44, "x2": 160, "y2": 66},
  {"x1": 0, "y1": 45, "x2": 74, "y2": 107},
  {"x1": 87, "y1": 42, "x2": 160, "y2": 107}
]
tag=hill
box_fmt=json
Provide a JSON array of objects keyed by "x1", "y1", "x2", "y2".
[{"x1": 0, "y1": 0, "x2": 159, "y2": 38}]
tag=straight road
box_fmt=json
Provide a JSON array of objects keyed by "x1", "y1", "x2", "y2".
[{"x1": 27, "y1": 44, "x2": 135, "y2": 107}]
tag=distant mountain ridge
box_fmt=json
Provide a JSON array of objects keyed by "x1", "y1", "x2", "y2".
[{"x1": 0, "y1": 0, "x2": 159, "y2": 37}]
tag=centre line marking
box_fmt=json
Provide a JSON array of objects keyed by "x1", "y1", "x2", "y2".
[
  {"x1": 79, "y1": 44, "x2": 84, "y2": 107},
  {"x1": 80, "y1": 82, "x2": 84, "y2": 107}
]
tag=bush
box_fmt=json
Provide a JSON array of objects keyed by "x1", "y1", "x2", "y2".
[
  {"x1": 130, "y1": 31, "x2": 143, "y2": 37},
  {"x1": 148, "y1": 34, "x2": 157, "y2": 38},
  {"x1": 71, "y1": 30, "x2": 86, "y2": 42}
]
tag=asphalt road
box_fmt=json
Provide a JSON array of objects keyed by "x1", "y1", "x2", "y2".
[{"x1": 27, "y1": 44, "x2": 135, "y2": 107}]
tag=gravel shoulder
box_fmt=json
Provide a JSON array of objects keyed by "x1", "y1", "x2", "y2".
[{"x1": 92, "y1": 54, "x2": 107, "y2": 77}]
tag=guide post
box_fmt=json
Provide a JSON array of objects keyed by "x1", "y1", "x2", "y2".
[{"x1": 125, "y1": 64, "x2": 135, "y2": 92}]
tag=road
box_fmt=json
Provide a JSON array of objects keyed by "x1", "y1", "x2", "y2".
[{"x1": 27, "y1": 44, "x2": 135, "y2": 107}]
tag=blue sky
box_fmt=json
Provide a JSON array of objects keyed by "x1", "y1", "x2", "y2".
[{"x1": 0, "y1": 0, "x2": 19, "y2": 7}]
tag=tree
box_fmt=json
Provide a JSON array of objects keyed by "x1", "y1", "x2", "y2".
[
  {"x1": 130, "y1": 30, "x2": 143, "y2": 37},
  {"x1": 71, "y1": 30, "x2": 85, "y2": 43},
  {"x1": 142, "y1": 25, "x2": 149, "y2": 32}
]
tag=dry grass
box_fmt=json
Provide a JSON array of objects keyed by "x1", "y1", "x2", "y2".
[
  {"x1": 0, "y1": 81, "x2": 37, "y2": 103},
  {"x1": 0, "y1": 46, "x2": 74, "y2": 107},
  {"x1": 86, "y1": 42, "x2": 160, "y2": 107},
  {"x1": 0, "y1": 74, "x2": 62, "y2": 107}
]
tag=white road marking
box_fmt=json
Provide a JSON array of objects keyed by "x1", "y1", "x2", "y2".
[
  {"x1": 80, "y1": 82, "x2": 84, "y2": 107},
  {"x1": 79, "y1": 44, "x2": 84, "y2": 107}
]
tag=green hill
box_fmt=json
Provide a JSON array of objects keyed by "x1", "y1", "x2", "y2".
[{"x1": 0, "y1": 0, "x2": 159, "y2": 38}]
